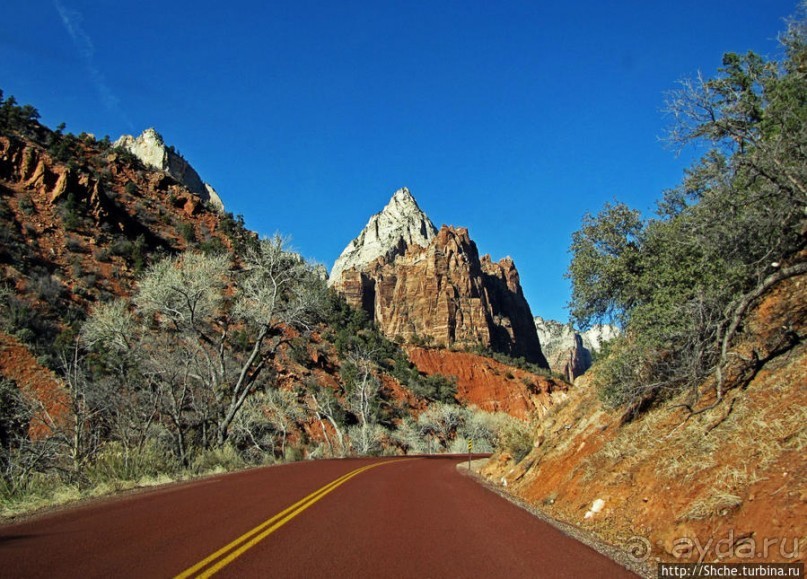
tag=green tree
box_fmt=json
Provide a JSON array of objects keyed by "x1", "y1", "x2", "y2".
[
  {"x1": 567, "y1": 202, "x2": 643, "y2": 328},
  {"x1": 568, "y1": 12, "x2": 807, "y2": 409},
  {"x1": 0, "y1": 91, "x2": 40, "y2": 134}
]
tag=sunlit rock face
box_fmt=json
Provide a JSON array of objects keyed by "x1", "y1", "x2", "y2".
[
  {"x1": 534, "y1": 316, "x2": 619, "y2": 381},
  {"x1": 581, "y1": 324, "x2": 619, "y2": 352},
  {"x1": 114, "y1": 128, "x2": 224, "y2": 211},
  {"x1": 331, "y1": 188, "x2": 548, "y2": 367},
  {"x1": 329, "y1": 187, "x2": 436, "y2": 286}
]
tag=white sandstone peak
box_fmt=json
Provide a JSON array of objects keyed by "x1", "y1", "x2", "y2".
[
  {"x1": 329, "y1": 187, "x2": 437, "y2": 285},
  {"x1": 113, "y1": 128, "x2": 224, "y2": 212},
  {"x1": 534, "y1": 316, "x2": 579, "y2": 353},
  {"x1": 580, "y1": 324, "x2": 620, "y2": 351},
  {"x1": 114, "y1": 128, "x2": 167, "y2": 170},
  {"x1": 533, "y1": 316, "x2": 620, "y2": 380},
  {"x1": 534, "y1": 316, "x2": 619, "y2": 355}
]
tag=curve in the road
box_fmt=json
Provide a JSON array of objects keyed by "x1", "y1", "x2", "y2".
[
  {"x1": 177, "y1": 459, "x2": 407, "y2": 578},
  {"x1": 0, "y1": 456, "x2": 637, "y2": 578}
]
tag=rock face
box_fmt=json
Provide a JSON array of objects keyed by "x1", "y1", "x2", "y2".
[
  {"x1": 0, "y1": 135, "x2": 110, "y2": 218},
  {"x1": 331, "y1": 188, "x2": 548, "y2": 367},
  {"x1": 581, "y1": 324, "x2": 620, "y2": 352},
  {"x1": 0, "y1": 132, "x2": 232, "y2": 280},
  {"x1": 534, "y1": 316, "x2": 618, "y2": 381},
  {"x1": 534, "y1": 317, "x2": 591, "y2": 382},
  {"x1": 329, "y1": 187, "x2": 436, "y2": 285},
  {"x1": 114, "y1": 128, "x2": 224, "y2": 211}
]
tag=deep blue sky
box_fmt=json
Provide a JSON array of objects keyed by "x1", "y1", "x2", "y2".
[{"x1": 1, "y1": 1, "x2": 797, "y2": 322}]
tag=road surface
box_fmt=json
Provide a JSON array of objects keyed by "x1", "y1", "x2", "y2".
[{"x1": 0, "y1": 456, "x2": 636, "y2": 578}]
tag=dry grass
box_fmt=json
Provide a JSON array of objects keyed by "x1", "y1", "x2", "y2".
[
  {"x1": 680, "y1": 489, "x2": 743, "y2": 521},
  {"x1": 572, "y1": 349, "x2": 804, "y2": 521},
  {"x1": 502, "y1": 338, "x2": 803, "y2": 530},
  {"x1": 716, "y1": 464, "x2": 764, "y2": 489},
  {"x1": 676, "y1": 464, "x2": 764, "y2": 521},
  {"x1": 483, "y1": 281, "x2": 806, "y2": 564}
]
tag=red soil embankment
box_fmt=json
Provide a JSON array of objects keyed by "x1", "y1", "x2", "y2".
[{"x1": 406, "y1": 347, "x2": 567, "y2": 419}]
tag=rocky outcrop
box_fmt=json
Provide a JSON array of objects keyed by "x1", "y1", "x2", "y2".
[
  {"x1": 329, "y1": 187, "x2": 436, "y2": 285},
  {"x1": 581, "y1": 324, "x2": 619, "y2": 352},
  {"x1": 331, "y1": 189, "x2": 547, "y2": 366},
  {"x1": 114, "y1": 128, "x2": 224, "y2": 211},
  {"x1": 534, "y1": 317, "x2": 587, "y2": 381},
  {"x1": 534, "y1": 316, "x2": 618, "y2": 381},
  {"x1": 0, "y1": 128, "x2": 235, "y2": 321},
  {"x1": 0, "y1": 135, "x2": 113, "y2": 221}
]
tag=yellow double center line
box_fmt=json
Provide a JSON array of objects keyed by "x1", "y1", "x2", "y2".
[{"x1": 175, "y1": 460, "x2": 403, "y2": 578}]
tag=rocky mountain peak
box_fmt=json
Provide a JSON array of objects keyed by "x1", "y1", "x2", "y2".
[
  {"x1": 388, "y1": 185, "x2": 418, "y2": 207},
  {"x1": 331, "y1": 205, "x2": 547, "y2": 366},
  {"x1": 328, "y1": 187, "x2": 437, "y2": 285},
  {"x1": 113, "y1": 128, "x2": 224, "y2": 212}
]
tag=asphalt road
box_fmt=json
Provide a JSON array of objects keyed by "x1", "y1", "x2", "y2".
[{"x1": 0, "y1": 456, "x2": 636, "y2": 578}]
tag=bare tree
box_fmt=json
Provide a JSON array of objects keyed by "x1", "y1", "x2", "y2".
[
  {"x1": 390, "y1": 416, "x2": 428, "y2": 454},
  {"x1": 82, "y1": 236, "x2": 328, "y2": 461},
  {"x1": 417, "y1": 403, "x2": 465, "y2": 450},
  {"x1": 0, "y1": 379, "x2": 60, "y2": 496},
  {"x1": 218, "y1": 236, "x2": 326, "y2": 444},
  {"x1": 262, "y1": 388, "x2": 304, "y2": 459},
  {"x1": 81, "y1": 302, "x2": 161, "y2": 459},
  {"x1": 348, "y1": 423, "x2": 386, "y2": 456},
  {"x1": 55, "y1": 340, "x2": 109, "y2": 480},
  {"x1": 228, "y1": 393, "x2": 277, "y2": 461},
  {"x1": 343, "y1": 347, "x2": 382, "y2": 455},
  {"x1": 308, "y1": 384, "x2": 347, "y2": 458}
]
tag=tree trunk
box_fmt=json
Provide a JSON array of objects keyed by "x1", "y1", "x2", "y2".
[
  {"x1": 715, "y1": 261, "x2": 807, "y2": 398},
  {"x1": 218, "y1": 325, "x2": 270, "y2": 446}
]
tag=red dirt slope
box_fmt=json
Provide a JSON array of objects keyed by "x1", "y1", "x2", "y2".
[
  {"x1": 407, "y1": 346, "x2": 567, "y2": 419},
  {"x1": 0, "y1": 331, "x2": 68, "y2": 434},
  {"x1": 480, "y1": 272, "x2": 806, "y2": 565}
]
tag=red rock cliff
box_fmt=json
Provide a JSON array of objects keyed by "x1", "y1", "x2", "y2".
[{"x1": 333, "y1": 225, "x2": 549, "y2": 367}]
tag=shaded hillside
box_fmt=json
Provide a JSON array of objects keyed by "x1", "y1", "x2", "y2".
[
  {"x1": 0, "y1": 100, "x2": 262, "y2": 455},
  {"x1": 0, "y1": 114, "x2": 251, "y2": 367}
]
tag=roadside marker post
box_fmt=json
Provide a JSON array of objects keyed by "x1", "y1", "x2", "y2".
[{"x1": 468, "y1": 439, "x2": 473, "y2": 471}]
